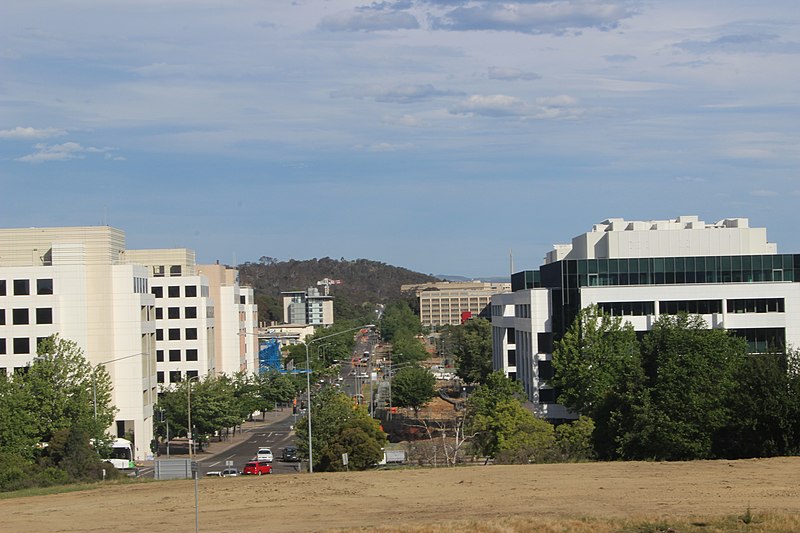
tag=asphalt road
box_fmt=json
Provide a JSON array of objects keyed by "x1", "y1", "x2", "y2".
[{"x1": 198, "y1": 411, "x2": 305, "y2": 476}]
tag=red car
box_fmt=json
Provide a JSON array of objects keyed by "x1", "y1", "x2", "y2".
[{"x1": 242, "y1": 461, "x2": 272, "y2": 475}]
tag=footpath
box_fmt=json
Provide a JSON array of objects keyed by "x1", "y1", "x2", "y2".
[{"x1": 139, "y1": 407, "x2": 295, "y2": 469}]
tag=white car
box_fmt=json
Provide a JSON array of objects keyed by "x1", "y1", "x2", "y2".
[{"x1": 256, "y1": 448, "x2": 273, "y2": 463}]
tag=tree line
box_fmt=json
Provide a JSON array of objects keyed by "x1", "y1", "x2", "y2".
[{"x1": 552, "y1": 306, "x2": 800, "y2": 461}]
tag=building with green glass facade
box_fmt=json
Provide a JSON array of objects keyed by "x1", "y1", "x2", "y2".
[{"x1": 491, "y1": 216, "x2": 800, "y2": 421}]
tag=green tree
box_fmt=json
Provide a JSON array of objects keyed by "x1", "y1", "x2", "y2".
[
  {"x1": 465, "y1": 372, "x2": 550, "y2": 460},
  {"x1": 295, "y1": 387, "x2": 386, "y2": 471},
  {"x1": 554, "y1": 416, "x2": 595, "y2": 461},
  {"x1": 255, "y1": 370, "x2": 297, "y2": 418},
  {"x1": 391, "y1": 365, "x2": 436, "y2": 415},
  {"x1": 449, "y1": 318, "x2": 493, "y2": 384},
  {"x1": 714, "y1": 351, "x2": 800, "y2": 458},
  {"x1": 319, "y1": 417, "x2": 386, "y2": 471},
  {"x1": 552, "y1": 305, "x2": 641, "y2": 418},
  {"x1": 390, "y1": 331, "x2": 429, "y2": 365},
  {"x1": 618, "y1": 314, "x2": 747, "y2": 461},
  {"x1": 380, "y1": 300, "x2": 421, "y2": 342}
]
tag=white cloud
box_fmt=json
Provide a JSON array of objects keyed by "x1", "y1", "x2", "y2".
[
  {"x1": 353, "y1": 142, "x2": 413, "y2": 152},
  {"x1": 450, "y1": 93, "x2": 584, "y2": 119},
  {"x1": 0, "y1": 126, "x2": 67, "y2": 140},
  {"x1": 332, "y1": 84, "x2": 461, "y2": 103},
  {"x1": 16, "y1": 142, "x2": 119, "y2": 163},
  {"x1": 750, "y1": 189, "x2": 779, "y2": 197},
  {"x1": 319, "y1": 10, "x2": 419, "y2": 31},
  {"x1": 488, "y1": 67, "x2": 542, "y2": 81}
]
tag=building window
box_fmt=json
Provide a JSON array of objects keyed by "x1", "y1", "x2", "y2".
[
  {"x1": 152, "y1": 286, "x2": 163, "y2": 298},
  {"x1": 156, "y1": 350, "x2": 164, "y2": 362},
  {"x1": 537, "y1": 333, "x2": 554, "y2": 354},
  {"x1": 12, "y1": 309, "x2": 29, "y2": 325},
  {"x1": 185, "y1": 285, "x2": 197, "y2": 297},
  {"x1": 727, "y1": 298, "x2": 785, "y2": 314},
  {"x1": 506, "y1": 327, "x2": 516, "y2": 345},
  {"x1": 36, "y1": 308, "x2": 53, "y2": 325},
  {"x1": 170, "y1": 265, "x2": 182, "y2": 276},
  {"x1": 0, "y1": 280, "x2": 5, "y2": 296},
  {"x1": 240, "y1": 295, "x2": 246, "y2": 305},
  {"x1": 168, "y1": 307, "x2": 180, "y2": 319},
  {"x1": 0, "y1": 338, "x2": 5, "y2": 355},
  {"x1": 598, "y1": 301, "x2": 656, "y2": 317},
  {"x1": 157, "y1": 371, "x2": 164, "y2": 384},
  {"x1": 186, "y1": 370, "x2": 199, "y2": 380},
  {"x1": 168, "y1": 328, "x2": 180, "y2": 340},
  {"x1": 186, "y1": 349, "x2": 198, "y2": 361},
  {"x1": 153, "y1": 265, "x2": 165, "y2": 277},
  {"x1": 13, "y1": 338, "x2": 30, "y2": 355},
  {"x1": 185, "y1": 328, "x2": 198, "y2": 340},
  {"x1": 13, "y1": 279, "x2": 30, "y2": 296},
  {"x1": 169, "y1": 349, "x2": 181, "y2": 362},
  {"x1": 0, "y1": 309, "x2": 4, "y2": 325},
  {"x1": 659, "y1": 299, "x2": 722, "y2": 315},
  {"x1": 538, "y1": 388, "x2": 556, "y2": 404},
  {"x1": 156, "y1": 329, "x2": 164, "y2": 341},
  {"x1": 168, "y1": 286, "x2": 180, "y2": 298},
  {"x1": 36, "y1": 279, "x2": 53, "y2": 295},
  {"x1": 155, "y1": 308, "x2": 163, "y2": 319},
  {"x1": 185, "y1": 306, "x2": 197, "y2": 319},
  {"x1": 507, "y1": 349, "x2": 516, "y2": 367},
  {"x1": 169, "y1": 370, "x2": 182, "y2": 383}
]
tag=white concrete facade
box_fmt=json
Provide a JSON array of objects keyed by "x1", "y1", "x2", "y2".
[
  {"x1": 495, "y1": 216, "x2": 800, "y2": 421},
  {"x1": 281, "y1": 287, "x2": 333, "y2": 326},
  {"x1": 0, "y1": 227, "x2": 156, "y2": 460}
]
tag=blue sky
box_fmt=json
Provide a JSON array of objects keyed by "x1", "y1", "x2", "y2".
[{"x1": 1, "y1": 1, "x2": 799, "y2": 278}]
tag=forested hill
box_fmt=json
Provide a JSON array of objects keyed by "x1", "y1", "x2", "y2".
[{"x1": 238, "y1": 257, "x2": 440, "y2": 322}]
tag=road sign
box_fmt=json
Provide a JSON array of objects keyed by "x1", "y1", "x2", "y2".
[
  {"x1": 342, "y1": 453, "x2": 348, "y2": 466},
  {"x1": 226, "y1": 460, "x2": 233, "y2": 467}
]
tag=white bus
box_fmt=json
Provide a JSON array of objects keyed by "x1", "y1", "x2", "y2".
[{"x1": 106, "y1": 438, "x2": 136, "y2": 470}]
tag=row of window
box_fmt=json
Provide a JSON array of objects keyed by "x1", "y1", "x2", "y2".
[
  {"x1": 514, "y1": 304, "x2": 531, "y2": 318},
  {"x1": 156, "y1": 348, "x2": 199, "y2": 362},
  {"x1": 157, "y1": 369, "x2": 198, "y2": 384},
  {"x1": 0, "y1": 308, "x2": 53, "y2": 325},
  {"x1": 597, "y1": 298, "x2": 786, "y2": 317},
  {"x1": 155, "y1": 328, "x2": 198, "y2": 341},
  {"x1": 152, "y1": 285, "x2": 199, "y2": 299},
  {"x1": 0, "y1": 337, "x2": 50, "y2": 355},
  {"x1": 0, "y1": 279, "x2": 53, "y2": 296},
  {"x1": 155, "y1": 306, "x2": 198, "y2": 320}
]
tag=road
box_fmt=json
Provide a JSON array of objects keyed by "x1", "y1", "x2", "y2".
[{"x1": 197, "y1": 410, "x2": 304, "y2": 475}]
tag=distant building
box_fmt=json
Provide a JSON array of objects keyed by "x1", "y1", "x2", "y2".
[
  {"x1": 402, "y1": 281, "x2": 512, "y2": 327},
  {"x1": 281, "y1": 287, "x2": 333, "y2": 326},
  {"x1": 492, "y1": 216, "x2": 800, "y2": 421}
]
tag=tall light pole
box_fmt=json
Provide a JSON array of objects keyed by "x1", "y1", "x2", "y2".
[
  {"x1": 303, "y1": 324, "x2": 375, "y2": 473},
  {"x1": 187, "y1": 375, "x2": 200, "y2": 462}
]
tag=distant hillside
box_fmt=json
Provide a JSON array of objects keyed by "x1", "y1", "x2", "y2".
[{"x1": 238, "y1": 257, "x2": 440, "y2": 323}]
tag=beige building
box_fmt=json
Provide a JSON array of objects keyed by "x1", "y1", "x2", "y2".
[
  {"x1": 402, "y1": 281, "x2": 512, "y2": 327},
  {"x1": 281, "y1": 287, "x2": 334, "y2": 326},
  {"x1": 0, "y1": 226, "x2": 157, "y2": 460},
  {"x1": 197, "y1": 263, "x2": 258, "y2": 376}
]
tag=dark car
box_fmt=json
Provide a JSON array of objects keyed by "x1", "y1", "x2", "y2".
[
  {"x1": 282, "y1": 446, "x2": 300, "y2": 462},
  {"x1": 242, "y1": 461, "x2": 272, "y2": 475}
]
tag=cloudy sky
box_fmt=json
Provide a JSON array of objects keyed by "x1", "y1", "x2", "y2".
[{"x1": 1, "y1": 1, "x2": 799, "y2": 278}]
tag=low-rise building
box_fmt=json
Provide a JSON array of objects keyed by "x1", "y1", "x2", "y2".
[{"x1": 403, "y1": 281, "x2": 511, "y2": 327}]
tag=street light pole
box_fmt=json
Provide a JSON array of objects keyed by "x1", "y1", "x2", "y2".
[
  {"x1": 187, "y1": 375, "x2": 200, "y2": 462},
  {"x1": 302, "y1": 324, "x2": 375, "y2": 473}
]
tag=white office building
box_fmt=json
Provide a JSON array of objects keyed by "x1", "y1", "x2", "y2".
[
  {"x1": 0, "y1": 227, "x2": 157, "y2": 460},
  {"x1": 493, "y1": 216, "x2": 800, "y2": 421},
  {"x1": 197, "y1": 263, "x2": 258, "y2": 376}
]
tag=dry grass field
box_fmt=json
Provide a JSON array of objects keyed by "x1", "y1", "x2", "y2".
[{"x1": 2, "y1": 457, "x2": 799, "y2": 532}]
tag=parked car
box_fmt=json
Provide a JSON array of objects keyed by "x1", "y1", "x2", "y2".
[
  {"x1": 281, "y1": 446, "x2": 300, "y2": 462},
  {"x1": 242, "y1": 461, "x2": 272, "y2": 475},
  {"x1": 256, "y1": 448, "x2": 273, "y2": 462},
  {"x1": 206, "y1": 467, "x2": 239, "y2": 477}
]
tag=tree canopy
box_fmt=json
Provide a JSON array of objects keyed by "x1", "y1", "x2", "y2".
[
  {"x1": 391, "y1": 365, "x2": 437, "y2": 415},
  {"x1": 447, "y1": 318, "x2": 493, "y2": 385}
]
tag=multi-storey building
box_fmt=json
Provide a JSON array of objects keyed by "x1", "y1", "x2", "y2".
[
  {"x1": 403, "y1": 281, "x2": 512, "y2": 327},
  {"x1": 281, "y1": 287, "x2": 333, "y2": 326},
  {"x1": 123, "y1": 249, "x2": 216, "y2": 386},
  {"x1": 0, "y1": 226, "x2": 157, "y2": 460},
  {"x1": 197, "y1": 263, "x2": 258, "y2": 376},
  {"x1": 492, "y1": 216, "x2": 800, "y2": 421}
]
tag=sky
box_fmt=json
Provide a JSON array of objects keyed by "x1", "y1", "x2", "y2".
[{"x1": 1, "y1": 1, "x2": 799, "y2": 279}]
